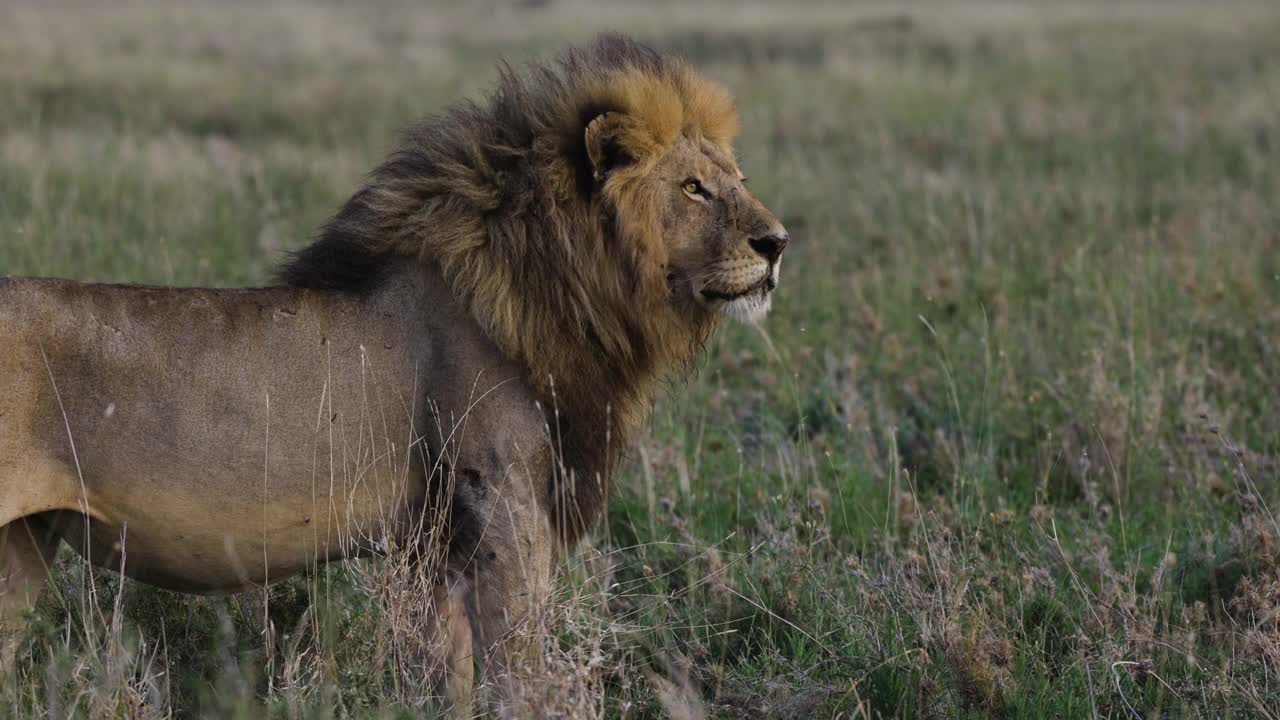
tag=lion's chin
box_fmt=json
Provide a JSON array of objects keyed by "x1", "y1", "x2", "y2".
[{"x1": 717, "y1": 287, "x2": 773, "y2": 323}]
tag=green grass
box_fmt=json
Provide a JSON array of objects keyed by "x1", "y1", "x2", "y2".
[{"x1": 3, "y1": 1, "x2": 1280, "y2": 717}]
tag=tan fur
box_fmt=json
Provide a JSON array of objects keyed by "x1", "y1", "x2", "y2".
[{"x1": 0, "y1": 34, "x2": 786, "y2": 713}]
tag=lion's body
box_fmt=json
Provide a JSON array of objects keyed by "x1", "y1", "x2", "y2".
[
  {"x1": 0, "y1": 266, "x2": 542, "y2": 592},
  {"x1": 0, "y1": 34, "x2": 786, "y2": 714}
]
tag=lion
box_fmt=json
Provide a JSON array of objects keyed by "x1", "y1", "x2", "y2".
[{"x1": 0, "y1": 34, "x2": 787, "y2": 713}]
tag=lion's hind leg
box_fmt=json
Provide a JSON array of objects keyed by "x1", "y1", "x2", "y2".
[{"x1": 1, "y1": 515, "x2": 61, "y2": 667}]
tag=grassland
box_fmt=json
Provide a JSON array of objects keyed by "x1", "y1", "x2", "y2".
[{"x1": 2, "y1": 1, "x2": 1279, "y2": 717}]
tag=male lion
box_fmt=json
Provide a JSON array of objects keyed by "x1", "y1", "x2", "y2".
[{"x1": 0, "y1": 34, "x2": 787, "y2": 713}]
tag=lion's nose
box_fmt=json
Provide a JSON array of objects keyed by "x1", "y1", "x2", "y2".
[{"x1": 748, "y1": 233, "x2": 788, "y2": 264}]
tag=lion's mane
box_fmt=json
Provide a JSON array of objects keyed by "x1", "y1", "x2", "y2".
[{"x1": 280, "y1": 34, "x2": 739, "y2": 539}]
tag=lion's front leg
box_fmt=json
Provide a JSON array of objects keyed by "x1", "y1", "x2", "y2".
[
  {"x1": 454, "y1": 469, "x2": 554, "y2": 708},
  {"x1": 424, "y1": 580, "x2": 474, "y2": 719}
]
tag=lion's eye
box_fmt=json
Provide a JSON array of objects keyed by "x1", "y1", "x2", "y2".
[{"x1": 682, "y1": 179, "x2": 703, "y2": 196}]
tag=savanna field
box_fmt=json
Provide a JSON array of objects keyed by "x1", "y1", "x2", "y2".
[{"x1": 2, "y1": 2, "x2": 1280, "y2": 717}]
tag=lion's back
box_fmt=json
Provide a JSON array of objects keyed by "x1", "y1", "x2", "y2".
[{"x1": 0, "y1": 277, "x2": 52, "y2": 389}]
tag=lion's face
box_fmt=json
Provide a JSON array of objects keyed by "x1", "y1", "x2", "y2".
[
  {"x1": 583, "y1": 78, "x2": 785, "y2": 326},
  {"x1": 654, "y1": 135, "x2": 788, "y2": 324}
]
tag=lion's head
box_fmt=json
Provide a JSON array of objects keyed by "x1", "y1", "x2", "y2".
[
  {"x1": 581, "y1": 77, "x2": 788, "y2": 327},
  {"x1": 282, "y1": 36, "x2": 787, "y2": 528}
]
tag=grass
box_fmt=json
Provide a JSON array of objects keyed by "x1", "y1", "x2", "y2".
[{"x1": 3, "y1": 1, "x2": 1280, "y2": 717}]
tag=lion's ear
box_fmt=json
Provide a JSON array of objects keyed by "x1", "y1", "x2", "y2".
[{"x1": 584, "y1": 111, "x2": 633, "y2": 182}]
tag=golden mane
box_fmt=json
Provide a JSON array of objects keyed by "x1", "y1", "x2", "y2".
[{"x1": 280, "y1": 34, "x2": 739, "y2": 538}]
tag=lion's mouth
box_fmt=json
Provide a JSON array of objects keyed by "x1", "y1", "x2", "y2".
[
  {"x1": 699, "y1": 287, "x2": 739, "y2": 302},
  {"x1": 700, "y1": 274, "x2": 776, "y2": 303}
]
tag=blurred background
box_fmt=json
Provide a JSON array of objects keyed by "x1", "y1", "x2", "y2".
[{"x1": 2, "y1": 1, "x2": 1279, "y2": 718}]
